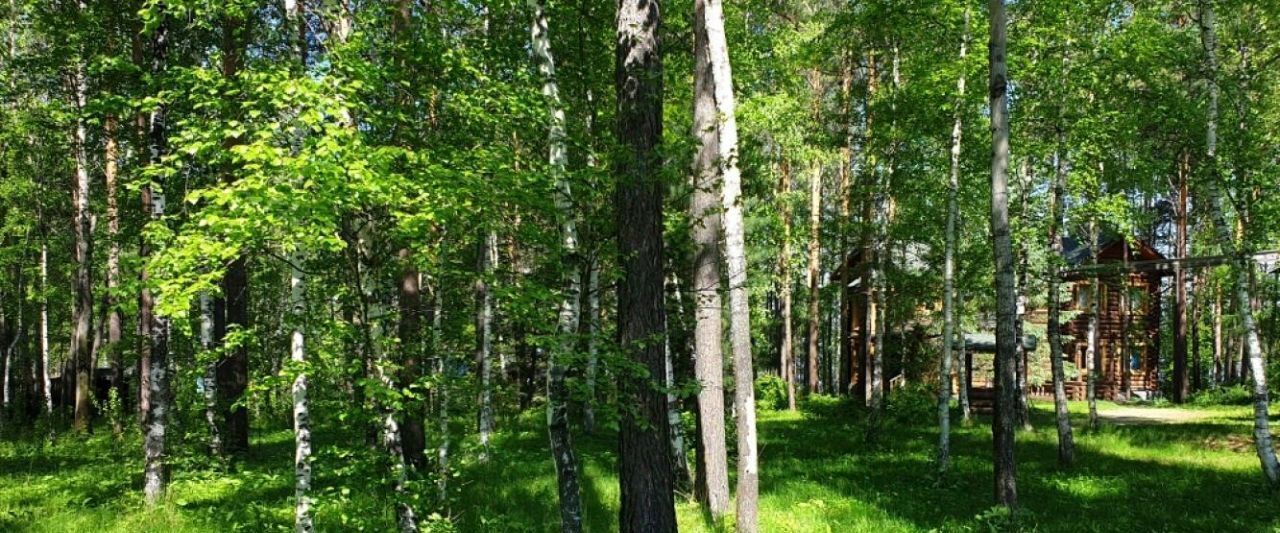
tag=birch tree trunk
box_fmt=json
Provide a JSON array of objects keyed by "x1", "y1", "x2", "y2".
[
  {"x1": 987, "y1": 0, "x2": 1019, "y2": 507},
  {"x1": 141, "y1": 10, "x2": 171, "y2": 505},
  {"x1": 956, "y1": 291, "x2": 969, "y2": 422},
  {"x1": 432, "y1": 289, "x2": 450, "y2": 504},
  {"x1": 938, "y1": 7, "x2": 968, "y2": 475},
  {"x1": 1197, "y1": 0, "x2": 1279, "y2": 488},
  {"x1": 70, "y1": 23, "x2": 95, "y2": 432},
  {"x1": 38, "y1": 233, "x2": 50, "y2": 415},
  {"x1": 583, "y1": 262, "x2": 600, "y2": 434},
  {"x1": 200, "y1": 294, "x2": 221, "y2": 458},
  {"x1": 358, "y1": 226, "x2": 418, "y2": 533},
  {"x1": 690, "y1": 2, "x2": 730, "y2": 513},
  {"x1": 1048, "y1": 145, "x2": 1075, "y2": 467},
  {"x1": 475, "y1": 230, "x2": 496, "y2": 463},
  {"x1": 530, "y1": 2, "x2": 583, "y2": 528},
  {"x1": 289, "y1": 255, "x2": 313, "y2": 533},
  {"x1": 700, "y1": 0, "x2": 758, "y2": 525},
  {"x1": 615, "y1": 0, "x2": 677, "y2": 527}
]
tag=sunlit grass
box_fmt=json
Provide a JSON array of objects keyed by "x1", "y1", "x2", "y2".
[{"x1": 2, "y1": 397, "x2": 1278, "y2": 532}]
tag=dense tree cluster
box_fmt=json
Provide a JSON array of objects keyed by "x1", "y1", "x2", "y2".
[{"x1": 0, "y1": 0, "x2": 1277, "y2": 529}]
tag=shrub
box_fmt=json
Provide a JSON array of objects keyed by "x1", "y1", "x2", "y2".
[
  {"x1": 1189, "y1": 384, "x2": 1254, "y2": 406},
  {"x1": 755, "y1": 374, "x2": 788, "y2": 411},
  {"x1": 886, "y1": 382, "x2": 936, "y2": 423}
]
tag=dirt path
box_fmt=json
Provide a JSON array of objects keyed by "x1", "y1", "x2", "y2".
[{"x1": 1098, "y1": 407, "x2": 1210, "y2": 425}]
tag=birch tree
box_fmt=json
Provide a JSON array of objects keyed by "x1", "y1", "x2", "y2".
[
  {"x1": 1197, "y1": 0, "x2": 1279, "y2": 488},
  {"x1": 690, "y1": 0, "x2": 730, "y2": 517},
  {"x1": 700, "y1": 0, "x2": 759, "y2": 526},
  {"x1": 530, "y1": 0, "x2": 583, "y2": 528},
  {"x1": 938, "y1": 5, "x2": 968, "y2": 475},
  {"x1": 987, "y1": 0, "x2": 1018, "y2": 508},
  {"x1": 141, "y1": 5, "x2": 170, "y2": 504}
]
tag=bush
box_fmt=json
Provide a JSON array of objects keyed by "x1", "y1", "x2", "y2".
[
  {"x1": 1189, "y1": 384, "x2": 1254, "y2": 406},
  {"x1": 886, "y1": 382, "x2": 937, "y2": 423},
  {"x1": 755, "y1": 374, "x2": 789, "y2": 411}
]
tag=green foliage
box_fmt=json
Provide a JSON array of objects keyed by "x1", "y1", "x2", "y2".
[
  {"x1": 754, "y1": 374, "x2": 789, "y2": 412},
  {"x1": 1189, "y1": 385, "x2": 1254, "y2": 407},
  {"x1": 885, "y1": 382, "x2": 937, "y2": 423}
]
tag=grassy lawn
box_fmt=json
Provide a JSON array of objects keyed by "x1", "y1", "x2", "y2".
[{"x1": 2, "y1": 399, "x2": 1278, "y2": 532}]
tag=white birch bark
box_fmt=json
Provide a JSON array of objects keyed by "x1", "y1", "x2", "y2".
[
  {"x1": 39, "y1": 237, "x2": 50, "y2": 414},
  {"x1": 529, "y1": 1, "x2": 583, "y2": 528},
  {"x1": 142, "y1": 14, "x2": 170, "y2": 505},
  {"x1": 1197, "y1": 0, "x2": 1279, "y2": 487},
  {"x1": 938, "y1": 6, "x2": 968, "y2": 475},
  {"x1": 691, "y1": 0, "x2": 730, "y2": 512},
  {"x1": 1086, "y1": 219, "x2": 1100, "y2": 430},
  {"x1": 475, "y1": 230, "x2": 496, "y2": 462},
  {"x1": 288, "y1": 255, "x2": 313, "y2": 533},
  {"x1": 700, "y1": 0, "x2": 759, "y2": 526},
  {"x1": 200, "y1": 294, "x2": 221, "y2": 458}
]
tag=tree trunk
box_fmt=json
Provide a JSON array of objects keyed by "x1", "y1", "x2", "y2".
[
  {"x1": 38, "y1": 233, "x2": 50, "y2": 415},
  {"x1": 70, "y1": 33, "x2": 94, "y2": 433},
  {"x1": 691, "y1": 12, "x2": 732, "y2": 504},
  {"x1": 689, "y1": 9, "x2": 730, "y2": 510},
  {"x1": 104, "y1": 112, "x2": 125, "y2": 435},
  {"x1": 699, "y1": 0, "x2": 758, "y2": 525},
  {"x1": 1173, "y1": 151, "x2": 1190, "y2": 403},
  {"x1": 583, "y1": 261, "x2": 600, "y2": 433},
  {"x1": 1197, "y1": 0, "x2": 1279, "y2": 488},
  {"x1": 217, "y1": 13, "x2": 251, "y2": 457},
  {"x1": 938, "y1": 6, "x2": 968, "y2": 475},
  {"x1": 432, "y1": 288, "x2": 450, "y2": 504},
  {"x1": 530, "y1": 2, "x2": 583, "y2": 528},
  {"x1": 1014, "y1": 160, "x2": 1032, "y2": 430},
  {"x1": 806, "y1": 162, "x2": 822, "y2": 395},
  {"x1": 142, "y1": 11, "x2": 171, "y2": 505},
  {"x1": 987, "y1": 0, "x2": 1018, "y2": 508},
  {"x1": 615, "y1": 0, "x2": 676, "y2": 528},
  {"x1": 475, "y1": 230, "x2": 496, "y2": 462},
  {"x1": 957, "y1": 291, "x2": 969, "y2": 422},
  {"x1": 777, "y1": 159, "x2": 796, "y2": 411},
  {"x1": 1086, "y1": 219, "x2": 1100, "y2": 430},
  {"x1": 1048, "y1": 145, "x2": 1075, "y2": 467},
  {"x1": 290, "y1": 254, "x2": 314, "y2": 532},
  {"x1": 398, "y1": 248, "x2": 425, "y2": 469},
  {"x1": 200, "y1": 294, "x2": 221, "y2": 459}
]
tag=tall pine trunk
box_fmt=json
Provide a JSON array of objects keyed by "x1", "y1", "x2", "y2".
[
  {"x1": 777, "y1": 160, "x2": 796, "y2": 411},
  {"x1": 615, "y1": 0, "x2": 676, "y2": 528},
  {"x1": 104, "y1": 113, "x2": 124, "y2": 434},
  {"x1": 987, "y1": 0, "x2": 1018, "y2": 508},
  {"x1": 530, "y1": 2, "x2": 584, "y2": 529},
  {"x1": 806, "y1": 162, "x2": 822, "y2": 395},
  {"x1": 1197, "y1": 0, "x2": 1279, "y2": 488}
]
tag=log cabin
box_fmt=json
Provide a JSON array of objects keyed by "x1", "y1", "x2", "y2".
[{"x1": 1057, "y1": 235, "x2": 1169, "y2": 401}]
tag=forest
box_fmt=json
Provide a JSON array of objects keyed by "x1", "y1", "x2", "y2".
[{"x1": 0, "y1": 0, "x2": 1278, "y2": 531}]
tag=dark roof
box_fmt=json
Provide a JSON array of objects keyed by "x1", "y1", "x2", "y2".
[
  {"x1": 1062, "y1": 232, "x2": 1164, "y2": 267},
  {"x1": 1062, "y1": 232, "x2": 1120, "y2": 267}
]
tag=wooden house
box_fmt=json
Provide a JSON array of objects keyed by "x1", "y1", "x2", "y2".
[{"x1": 1057, "y1": 235, "x2": 1169, "y2": 401}]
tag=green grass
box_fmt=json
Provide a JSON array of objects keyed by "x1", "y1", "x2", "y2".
[{"x1": 2, "y1": 399, "x2": 1279, "y2": 532}]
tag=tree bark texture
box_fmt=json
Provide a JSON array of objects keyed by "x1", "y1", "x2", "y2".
[
  {"x1": 987, "y1": 0, "x2": 1018, "y2": 508},
  {"x1": 615, "y1": 0, "x2": 677, "y2": 528}
]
